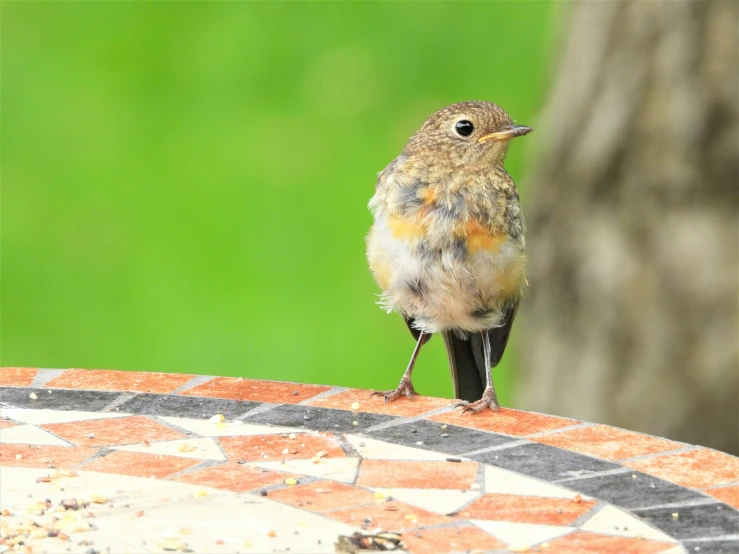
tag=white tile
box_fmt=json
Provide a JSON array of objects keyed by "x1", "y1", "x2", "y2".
[
  {"x1": 0, "y1": 424, "x2": 70, "y2": 446},
  {"x1": 112, "y1": 437, "x2": 226, "y2": 461},
  {"x1": 484, "y1": 466, "x2": 579, "y2": 499},
  {"x1": 660, "y1": 546, "x2": 687, "y2": 554},
  {"x1": 160, "y1": 416, "x2": 300, "y2": 437},
  {"x1": 344, "y1": 434, "x2": 452, "y2": 461},
  {"x1": 371, "y1": 488, "x2": 478, "y2": 515},
  {"x1": 0, "y1": 407, "x2": 126, "y2": 425},
  {"x1": 254, "y1": 457, "x2": 360, "y2": 483},
  {"x1": 472, "y1": 520, "x2": 574, "y2": 545},
  {"x1": 0, "y1": 467, "x2": 359, "y2": 553},
  {"x1": 581, "y1": 505, "x2": 677, "y2": 542}
]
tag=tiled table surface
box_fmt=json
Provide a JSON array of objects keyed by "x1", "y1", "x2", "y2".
[{"x1": 0, "y1": 367, "x2": 737, "y2": 554}]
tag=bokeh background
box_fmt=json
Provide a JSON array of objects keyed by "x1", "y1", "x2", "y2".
[
  {"x1": 2, "y1": 1, "x2": 552, "y2": 402},
  {"x1": 3, "y1": 1, "x2": 737, "y2": 453}
]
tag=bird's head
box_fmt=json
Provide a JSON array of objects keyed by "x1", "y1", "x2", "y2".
[{"x1": 403, "y1": 101, "x2": 532, "y2": 169}]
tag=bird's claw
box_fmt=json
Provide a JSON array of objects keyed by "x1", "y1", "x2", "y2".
[
  {"x1": 369, "y1": 377, "x2": 417, "y2": 405},
  {"x1": 454, "y1": 387, "x2": 499, "y2": 414}
]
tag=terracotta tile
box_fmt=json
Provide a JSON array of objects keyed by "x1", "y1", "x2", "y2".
[
  {"x1": 532, "y1": 425, "x2": 681, "y2": 461},
  {"x1": 268, "y1": 479, "x2": 376, "y2": 512},
  {"x1": 254, "y1": 457, "x2": 360, "y2": 483},
  {"x1": 545, "y1": 531, "x2": 675, "y2": 554},
  {"x1": 625, "y1": 448, "x2": 739, "y2": 489},
  {"x1": 218, "y1": 432, "x2": 346, "y2": 463},
  {"x1": 0, "y1": 444, "x2": 97, "y2": 468},
  {"x1": 81, "y1": 450, "x2": 199, "y2": 478},
  {"x1": 703, "y1": 485, "x2": 739, "y2": 509},
  {"x1": 327, "y1": 500, "x2": 452, "y2": 531},
  {"x1": 357, "y1": 459, "x2": 478, "y2": 490},
  {"x1": 458, "y1": 493, "x2": 596, "y2": 525},
  {"x1": 45, "y1": 369, "x2": 193, "y2": 393},
  {"x1": 2, "y1": 424, "x2": 70, "y2": 446},
  {"x1": 429, "y1": 408, "x2": 578, "y2": 437},
  {"x1": 401, "y1": 526, "x2": 506, "y2": 553},
  {"x1": 173, "y1": 463, "x2": 294, "y2": 493},
  {"x1": 181, "y1": 377, "x2": 331, "y2": 404},
  {"x1": 0, "y1": 367, "x2": 37, "y2": 386},
  {"x1": 308, "y1": 389, "x2": 453, "y2": 417},
  {"x1": 0, "y1": 420, "x2": 17, "y2": 429},
  {"x1": 43, "y1": 415, "x2": 186, "y2": 447}
]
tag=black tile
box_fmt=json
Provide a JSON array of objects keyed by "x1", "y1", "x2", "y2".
[
  {"x1": 633, "y1": 503, "x2": 739, "y2": 540},
  {"x1": 683, "y1": 539, "x2": 739, "y2": 553},
  {"x1": 469, "y1": 442, "x2": 619, "y2": 481},
  {"x1": 244, "y1": 404, "x2": 395, "y2": 433},
  {"x1": 564, "y1": 471, "x2": 705, "y2": 510},
  {"x1": 0, "y1": 387, "x2": 119, "y2": 412},
  {"x1": 116, "y1": 393, "x2": 258, "y2": 419},
  {"x1": 363, "y1": 420, "x2": 515, "y2": 455}
]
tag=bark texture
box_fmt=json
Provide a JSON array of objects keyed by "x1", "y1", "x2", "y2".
[{"x1": 519, "y1": 0, "x2": 739, "y2": 454}]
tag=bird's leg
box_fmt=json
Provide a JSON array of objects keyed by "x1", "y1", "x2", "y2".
[
  {"x1": 456, "y1": 331, "x2": 500, "y2": 414},
  {"x1": 370, "y1": 332, "x2": 425, "y2": 404}
]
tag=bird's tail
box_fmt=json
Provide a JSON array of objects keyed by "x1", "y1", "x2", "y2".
[
  {"x1": 442, "y1": 331, "x2": 487, "y2": 402},
  {"x1": 442, "y1": 302, "x2": 519, "y2": 402}
]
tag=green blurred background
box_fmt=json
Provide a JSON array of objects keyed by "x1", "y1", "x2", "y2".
[{"x1": 2, "y1": 1, "x2": 553, "y2": 402}]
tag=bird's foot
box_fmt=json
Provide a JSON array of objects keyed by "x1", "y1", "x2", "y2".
[
  {"x1": 369, "y1": 376, "x2": 417, "y2": 404},
  {"x1": 454, "y1": 386, "x2": 499, "y2": 414}
]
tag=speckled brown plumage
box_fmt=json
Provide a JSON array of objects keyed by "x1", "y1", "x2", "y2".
[{"x1": 366, "y1": 100, "x2": 532, "y2": 413}]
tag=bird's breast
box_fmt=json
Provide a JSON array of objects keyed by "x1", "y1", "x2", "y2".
[{"x1": 366, "y1": 190, "x2": 526, "y2": 332}]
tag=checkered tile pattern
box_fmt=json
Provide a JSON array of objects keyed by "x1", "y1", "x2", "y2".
[{"x1": 1, "y1": 367, "x2": 737, "y2": 553}]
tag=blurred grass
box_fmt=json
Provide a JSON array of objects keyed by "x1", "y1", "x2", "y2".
[{"x1": 1, "y1": 1, "x2": 553, "y2": 402}]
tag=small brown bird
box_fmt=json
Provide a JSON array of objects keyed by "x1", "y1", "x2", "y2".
[{"x1": 366, "y1": 101, "x2": 532, "y2": 413}]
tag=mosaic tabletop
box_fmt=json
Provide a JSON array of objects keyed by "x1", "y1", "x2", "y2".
[{"x1": 0, "y1": 367, "x2": 737, "y2": 554}]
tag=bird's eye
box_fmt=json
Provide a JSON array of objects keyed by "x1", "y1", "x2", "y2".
[{"x1": 454, "y1": 120, "x2": 474, "y2": 137}]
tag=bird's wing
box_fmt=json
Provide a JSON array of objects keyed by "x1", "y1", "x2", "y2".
[{"x1": 443, "y1": 301, "x2": 519, "y2": 402}]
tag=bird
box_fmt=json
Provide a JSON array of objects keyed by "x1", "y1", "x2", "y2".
[{"x1": 366, "y1": 100, "x2": 532, "y2": 414}]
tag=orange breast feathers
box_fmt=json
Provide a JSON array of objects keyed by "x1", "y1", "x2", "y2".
[
  {"x1": 382, "y1": 212, "x2": 509, "y2": 254},
  {"x1": 462, "y1": 219, "x2": 508, "y2": 255},
  {"x1": 387, "y1": 214, "x2": 426, "y2": 240}
]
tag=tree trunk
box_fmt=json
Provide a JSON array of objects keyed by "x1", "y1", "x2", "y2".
[{"x1": 519, "y1": 0, "x2": 739, "y2": 454}]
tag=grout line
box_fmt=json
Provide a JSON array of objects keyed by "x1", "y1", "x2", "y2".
[
  {"x1": 529, "y1": 527, "x2": 580, "y2": 549},
  {"x1": 683, "y1": 534, "x2": 739, "y2": 542},
  {"x1": 209, "y1": 432, "x2": 232, "y2": 462},
  {"x1": 473, "y1": 461, "x2": 486, "y2": 494},
  {"x1": 358, "y1": 418, "x2": 410, "y2": 434},
  {"x1": 439, "y1": 465, "x2": 486, "y2": 516},
  {"x1": 75, "y1": 446, "x2": 115, "y2": 468},
  {"x1": 153, "y1": 415, "x2": 201, "y2": 436},
  {"x1": 570, "y1": 501, "x2": 607, "y2": 528},
  {"x1": 30, "y1": 425, "x2": 75, "y2": 449},
  {"x1": 460, "y1": 439, "x2": 530, "y2": 457},
  {"x1": 635, "y1": 498, "x2": 722, "y2": 511},
  {"x1": 336, "y1": 433, "x2": 362, "y2": 459},
  {"x1": 525, "y1": 421, "x2": 595, "y2": 438},
  {"x1": 702, "y1": 480, "x2": 739, "y2": 490},
  {"x1": 350, "y1": 457, "x2": 363, "y2": 487},
  {"x1": 359, "y1": 403, "x2": 477, "y2": 434},
  {"x1": 237, "y1": 402, "x2": 279, "y2": 419},
  {"x1": 163, "y1": 458, "x2": 224, "y2": 480},
  {"x1": 30, "y1": 369, "x2": 67, "y2": 388},
  {"x1": 555, "y1": 466, "x2": 633, "y2": 483},
  {"x1": 298, "y1": 386, "x2": 347, "y2": 405},
  {"x1": 100, "y1": 392, "x2": 136, "y2": 413},
  {"x1": 170, "y1": 374, "x2": 215, "y2": 394},
  {"x1": 617, "y1": 445, "x2": 700, "y2": 463}
]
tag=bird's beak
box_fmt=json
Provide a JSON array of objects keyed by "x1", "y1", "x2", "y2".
[{"x1": 477, "y1": 124, "x2": 533, "y2": 144}]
